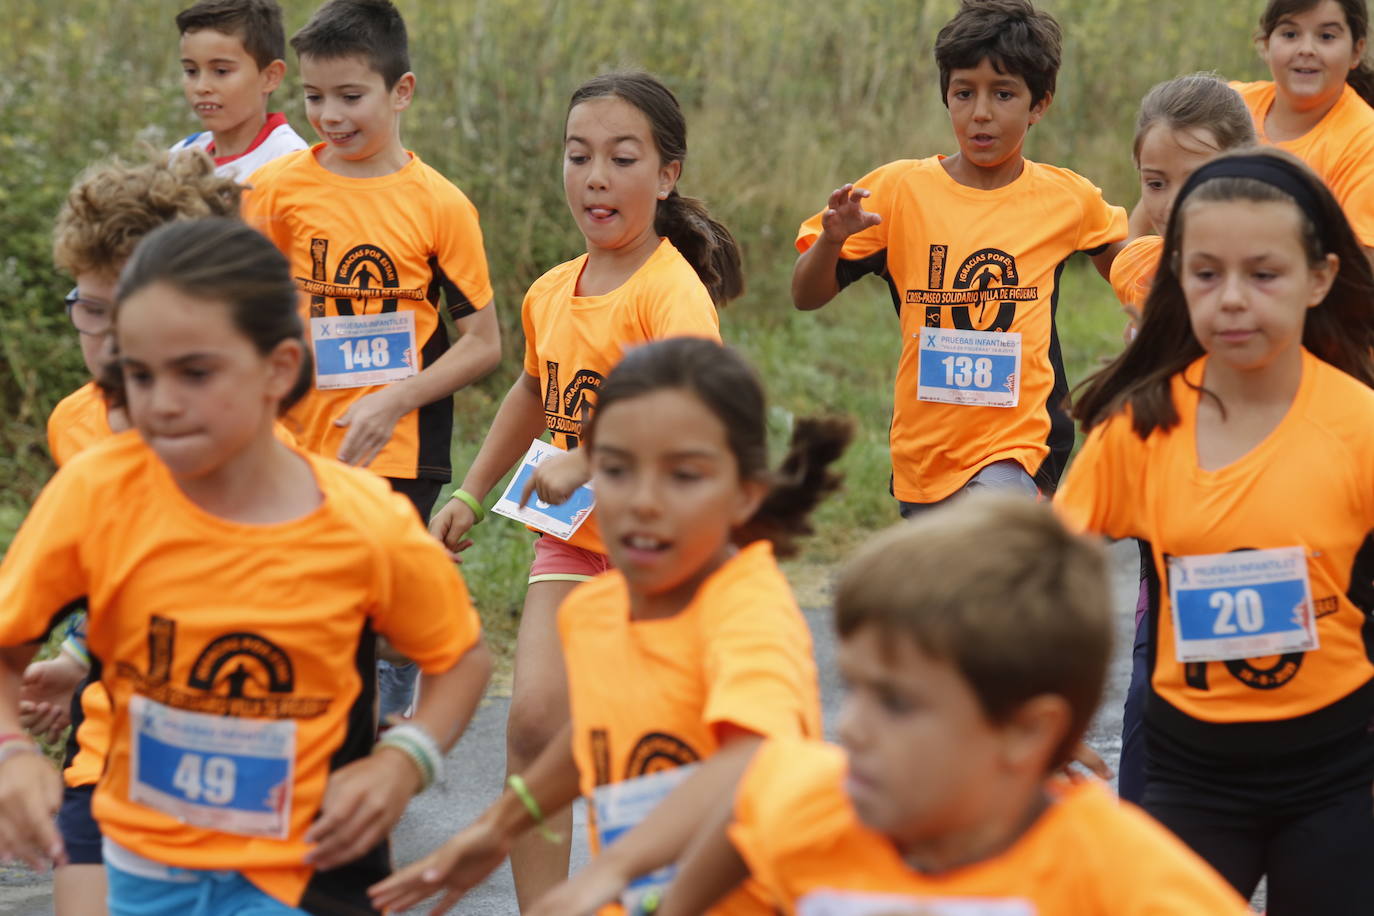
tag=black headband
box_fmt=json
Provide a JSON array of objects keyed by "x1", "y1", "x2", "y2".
[{"x1": 1172, "y1": 154, "x2": 1329, "y2": 244}]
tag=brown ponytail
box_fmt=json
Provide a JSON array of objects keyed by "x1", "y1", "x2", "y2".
[
  {"x1": 569, "y1": 71, "x2": 745, "y2": 306},
  {"x1": 587, "y1": 337, "x2": 852, "y2": 557}
]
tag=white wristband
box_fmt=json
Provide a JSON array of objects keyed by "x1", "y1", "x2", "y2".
[{"x1": 376, "y1": 723, "x2": 443, "y2": 792}]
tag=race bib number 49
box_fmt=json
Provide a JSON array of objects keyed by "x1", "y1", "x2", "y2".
[
  {"x1": 311, "y1": 312, "x2": 417, "y2": 390},
  {"x1": 916, "y1": 328, "x2": 1021, "y2": 408},
  {"x1": 1167, "y1": 546, "x2": 1319, "y2": 663},
  {"x1": 594, "y1": 765, "x2": 696, "y2": 914},
  {"x1": 799, "y1": 891, "x2": 1035, "y2": 916},
  {"x1": 129, "y1": 695, "x2": 295, "y2": 838}
]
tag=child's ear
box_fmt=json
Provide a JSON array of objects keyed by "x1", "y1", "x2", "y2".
[
  {"x1": 1028, "y1": 91, "x2": 1052, "y2": 126},
  {"x1": 1000, "y1": 694, "x2": 1070, "y2": 772},
  {"x1": 265, "y1": 337, "x2": 304, "y2": 403},
  {"x1": 1307, "y1": 251, "x2": 1340, "y2": 308},
  {"x1": 391, "y1": 72, "x2": 416, "y2": 112},
  {"x1": 731, "y1": 477, "x2": 769, "y2": 528},
  {"x1": 658, "y1": 159, "x2": 682, "y2": 199},
  {"x1": 260, "y1": 59, "x2": 286, "y2": 95}
]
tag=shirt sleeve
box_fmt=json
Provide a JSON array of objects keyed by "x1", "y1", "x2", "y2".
[
  {"x1": 521, "y1": 289, "x2": 541, "y2": 381},
  {"x1": 0, "y1": 467, "x2": 93, "y2": 647},
  {"x1": 1075, "y1": 178, "x2": 1129, "y2": 253},
  {"x1": 1110, "y1": 236, "x2": 1163, "y2": 310},
  {"x1": 795, "y1": 161, "x2": 899, "y2": 269},
  {"x1": 643, "y1": 279, "x2": 722, "y2": 343},
  {"x1": 1326, "y1": 133, "x2": 1374, "y2": 248},
  {"x1": 700, "y1": 583, "x2": 818, "y2": 741},
  {"x1": 1054, "y1": 413, "x2": 1144, "y2": 541},
  {"x1": 239, "y1": 167, "x2": 287, "y2": 254},
  {"x1": 369, "y1": 491, "x2": 483, "y2": 672},
  {"x1": 431, "y1": 184, "x2": 495, "y2": 319}
]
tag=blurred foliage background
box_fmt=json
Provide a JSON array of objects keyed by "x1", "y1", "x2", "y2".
[{"x1": 0, "y1": 0, "x2": 1262, "y2": 621}]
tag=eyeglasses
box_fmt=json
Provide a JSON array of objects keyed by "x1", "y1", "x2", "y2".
[{"x1": 64, "y1": 287, "x2": 114, "y2": 336}]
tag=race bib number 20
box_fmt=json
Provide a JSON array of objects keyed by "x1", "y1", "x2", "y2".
[{"x1": 916, "y1": 327, "x2": 1021, "y2": 408}]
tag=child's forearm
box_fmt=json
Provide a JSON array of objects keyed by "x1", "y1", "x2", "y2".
[
  {"x1": 483, "y1": 722, "x2": 582, "y2": 839},
  {"x1": 791, "y1": 239, "x2": 844, "y2": 311},
  {"x1": 411, "y1": 642, "x2": 492, "y2": 752},
  {"x1": 594, "y1": 735, "x2": 762, "y2": 890},
  {"x1": 387, "y1": 306, "x2": 502, "y2": 415},
  {"x1": 454, "y1": 372, "x2": 549, "y2": 502},
  {"x1": 656, "y1": 793, "x2": 751, "y2": 916},
  {"x1": 0, "y1": 647, "x2": 38, "y2": 734}
]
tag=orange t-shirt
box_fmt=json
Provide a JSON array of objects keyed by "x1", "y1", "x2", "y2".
[
  {"x1": 0, "y1": 433, "x2": 482, "y2": 912},
  {"x1": 797, "y1": 156, "x2": 1126, "y2": 502},
  {"x1": 1232, "y1": 81, "x2": 1374, "y2": 247},
  {"x1": 1109, "y1": 235, "x2": 1162, "y2": 313},
  {"x1": 243, "y1": 145, "x2": 494, "y2": 481},
  {"x1": 1056, "y1": 351, "x2": 1374, "y2": 753},
  {"x1": 521, "y1": 238, "x2": 721, "y2": 553},
  {"x1": 559, "y1": 541, "x2": 821, "y2": 916},
  {"x1": 47, "y1": 382, "x2": 113, "y2": 467},
  {"x1": 729, "y1": 738, "x2": 1251, "y2": 915}
]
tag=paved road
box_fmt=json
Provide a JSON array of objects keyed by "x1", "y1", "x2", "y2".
[{"x1": 0, "y1": 541, "x2": 1145, "y2": 915}]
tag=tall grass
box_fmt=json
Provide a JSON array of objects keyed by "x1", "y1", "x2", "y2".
[{"x1": 1, "y1": 0, "x2": 1266, "y2": 617}]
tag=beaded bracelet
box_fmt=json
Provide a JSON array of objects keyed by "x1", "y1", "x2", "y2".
[
  {"x1": 507, "y1": 773, "x2": 562, "y2": 844},
  {"x1": 450, "y1": 489, "x2": 486, "y2": 524},
  {"x1": 0, "y1": 736, "x2": 41, "y2": 769},
  {"x1": 376, "y1": 723, "x2": 443, "y2": 792}
]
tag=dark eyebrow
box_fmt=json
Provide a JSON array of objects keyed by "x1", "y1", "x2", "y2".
[
  {"x1": 565, "y1": 135, "x2": 646, "y2": 145},
  {"x1": 120, "y1": 353, "x2": 219, "y2": 370}
]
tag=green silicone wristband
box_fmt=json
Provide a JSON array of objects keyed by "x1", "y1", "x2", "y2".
[
  {"x1": 451, "y1": 488, "x2": 486, "y2": 524},
  {"x1": 507, "y1": 773, "x2": 562, "y2": 843}
]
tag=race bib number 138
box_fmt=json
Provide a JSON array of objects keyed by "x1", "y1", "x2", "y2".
[{"x1": 916, "y1": 327, "x2": 1021, "y2": 408}]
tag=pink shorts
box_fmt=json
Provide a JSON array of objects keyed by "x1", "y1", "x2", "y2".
[{"x1": 528, "y1": 535, "x2": 611, "y2": 585}]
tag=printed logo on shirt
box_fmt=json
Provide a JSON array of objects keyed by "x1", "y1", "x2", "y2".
[
  {"x1": 907, "y1": 246, "x2": 1039, "y2": 332},
  {"x1": 299, "y1": 237, "x2": 426, "y2": 318},
  {"x1": 543, "y1": 360, "x2": 605, "y2": 448},
  {"x1": 116, "y1": 616, "x2": 331, "y2": 719},
  {"x1": 624, "y1": 732, "x2": 700, "y2": 779}
]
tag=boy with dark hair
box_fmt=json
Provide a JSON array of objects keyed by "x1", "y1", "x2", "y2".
[
  {"x1": 652, "y1": 495, "x2": 1251, "y2": 915},
  {"x1": 243, "y1": 0, "x2": 501, "y2": 723},
  {"x1": 792, "y1": 0, "x2": 1127, "y2": 515},
  {"x1": 170, "y1": 0, "x2": 309, "y2": 178}
]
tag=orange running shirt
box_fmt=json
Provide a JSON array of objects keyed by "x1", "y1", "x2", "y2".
[
  {"x1": 0, "y1": 433, "x2": 482, "y2": 912},
  {"x1": 1232, "y1": 81, "x2": 1374, "y2": 247},
  {"x1": 559, "y1": 541, "x2": 821, "y2": 916},
  {"x1": 521, "y1": 238, "x2": 720, "y2": 553},
  {"x1": 47, "y1": 382, "x2": 112, "y2": 468},
  {"x1": 729, "y1": 738, "x2": 1251, "y2": 915},
  {"x1": 797, "y1": 157, "x2": 1126, "y2": 502},
  {"x1": 1109, "y1": 235, "x2": 1162, "y2": 313},
  {"x1": 243, "y1": 146, "x2": 494, "y2": 481},
  {"x1": 1056, "y1": 351, "x2": 1374, "y2": 753}
]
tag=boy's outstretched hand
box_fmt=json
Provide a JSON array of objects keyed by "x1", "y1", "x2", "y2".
[
  {"x1": 0, "y1": 749, "x2": 66, "y2": 870},
  {"x1": 524, "y1": 862, "x2": 629, "y2": 916},
  {"x1": 368, "y1": 818, "x2": 512, "y2": 914},
  {"x1": 19, "y1": 654, "x2": 86, "y2": 743},
  {"x1": 819, "y1": 183, "x2": 882, "y2": 244}
]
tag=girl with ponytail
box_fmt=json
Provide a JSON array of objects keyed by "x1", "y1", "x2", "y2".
[
  {"x1": 374, "y1": 338, "x2": 850, "y2": 916},
  {"x1": 1230, "y1": 0, "x2": 1374, "y2": 253},
  {"x1": 425, "y1": 70, "x2": 742, "y2": 905}
]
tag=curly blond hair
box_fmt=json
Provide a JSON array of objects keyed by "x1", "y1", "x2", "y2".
[{"x1": 52, "y1": 147, "x2": 242, "y2": 278}]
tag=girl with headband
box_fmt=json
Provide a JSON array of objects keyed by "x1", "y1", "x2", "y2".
[{"x1": 1057, "y1": 147, "x2": 1374, "y2": 914}]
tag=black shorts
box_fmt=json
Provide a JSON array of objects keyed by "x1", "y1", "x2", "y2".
[
  {"x1": 56, "y1": 783, "x2": 102, "y2": 865},
  {"x1": 386, "y1": 477, "x2": 443, "y2": 523}
]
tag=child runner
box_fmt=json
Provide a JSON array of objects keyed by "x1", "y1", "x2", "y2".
[
  {"x1": 646, "y1": 495, "x2": 1250, "y2": 916},
  {"x1": 243, "y1": 0, "x2": 501, "y2": 724},
  {"x1": 1105, "y1": 74, "x2": 1256, "y2": 805},
  {"x1": 791, "y1": 0, "x2": 1126, "y2": 514},
  {"x1": 372, "y1": 337, "x2": 847, "y2": 916},
  {"x1": 425, "y1": 71, "x2": 740, "y2": 906},
  {"x1": 1231, "y1": 0, "x2": 1374, "y2": 255},
  {"x1": 16, "y1": 149, "x2": 242, "y2": 916},
  {"x1": 1059, "y1": 148, "x2": 1374, "y2": 914},
  {"x1": 169, "y1": 0, "x2": 308, "y2": 179},
  {"x1": 0, "y1": 218, "x2": 492, "y2": 916}
]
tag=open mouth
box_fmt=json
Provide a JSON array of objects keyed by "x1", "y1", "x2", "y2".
[
  {"x1": 194, "y1": 103, "x2": 221, "y2": 113},
  {"x1": 586, "y1": 206, "x2": 618, "y2": 222},
  {"x1": 326, "y1": 130, "x2": 359, "y2": 144}
]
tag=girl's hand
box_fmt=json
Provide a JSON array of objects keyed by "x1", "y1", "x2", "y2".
[
  {"x1": 1066, "y1": 741, "x2": 1113, "y2": 781},
  {"x1": 819, "y1": 183, "x2": 881, "y2": 245},
  {"x1": 0, "y1": 748, "x2": 66, "y2": 870},
  {"x1": 520, "y1": 449, "x2": 590, "y2": 508},
  {"x1": 19, "y1": 654, "x2": 87, "y2": 743},
  {"x1": 304, "y1": 747, "x2": 422, "y2": 871},
  {"x1": 335, "y1": 387, "x2": 410, "y2": 467},
  {"x1": 367, "y1": 818, "x2": 512, "y2": 914},
  {"x1": 428, "y1": 500, "x2": 478, "y2": 560},
  {"x1": 525, "y1": 863, "x2": 628, "y2": 916}
]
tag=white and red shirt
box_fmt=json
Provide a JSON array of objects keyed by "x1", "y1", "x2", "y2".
[{"x1": 169, "y1": 112, "x2": 308, "y2": 181}]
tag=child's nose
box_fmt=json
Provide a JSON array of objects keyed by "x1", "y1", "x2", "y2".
[{"x1": 586, "y1": 156, "x2": 610, "y2": 189}]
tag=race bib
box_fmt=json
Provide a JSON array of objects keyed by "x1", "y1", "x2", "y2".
[
  {"x1": 593, "y1": 764, "x2": 697, "y2": 913},
  {"x1": 916, "y1": 328, "x2": 1021, "y2": 408},
  {"x1": 799, "y1": 891, "x2": 1035, "y2": 916},
  {"x1": 311, "y1": 312, "x2": 417, "y2": 390},
  {"x1": 129, "y1": 695, "x2": 294, "y2": 838},
  {"x1": 1167, "y1": 546, "x2": 1319, "y2": 663},
  {"x1": 491, "y1": 439, "x2": 596, "y2": 540}
]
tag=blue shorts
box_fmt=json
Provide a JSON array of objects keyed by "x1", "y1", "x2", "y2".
[
  {"x1": 105, "y1": 852, "x2": 308, "y2": 916},
  {"x1": 56, "y1": 783, "x2": 102, "y2": 865}
]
